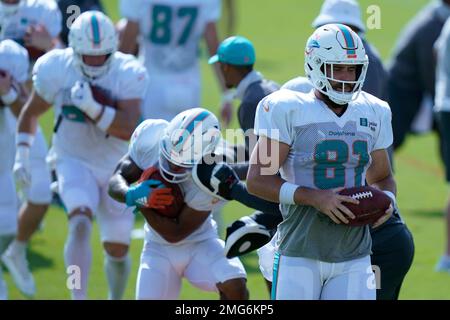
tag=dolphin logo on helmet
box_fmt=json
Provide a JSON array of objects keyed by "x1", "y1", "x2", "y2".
[
  {"x1": 159, "y1": 108, "x2": 221, "y2": 183},
  {"x1": 304, "y1": 23, "x2": 369, "y2": 105}
]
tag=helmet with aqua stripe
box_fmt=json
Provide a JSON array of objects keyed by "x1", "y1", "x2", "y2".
[
  {"x1": 68, "y1": 10, "x2": 118, "y2": 79},
  {"x1": 304, "y1": 23, "x2": 368, "y2": 105},
  {"x1": 159, "y1": 108, "x2": 221, "y2": 183}
]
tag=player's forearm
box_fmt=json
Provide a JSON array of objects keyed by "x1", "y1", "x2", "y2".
[
  {"x1": 118, "y1": 21, "x2": 140, "y2": 55},
  {"x1": 247, "y1": 168, "x2": 285, "y2": 203},
  {"x1": 119, "y1": 37, "x2": 138, "y2": 55},
  {"x1": 9, "y1": 95, "x2": 26, "y2": 118},
  {"x1": 224, "y1": 0, "x2": 236, "y2": 35},
  {"x1": 230, "y1": 163, "x2": 249, "y2": 180},
  {"x1": 9, "y1": 84, "x2": 29, "y2": 117},
  {"x1": 17, "y1": 91, "x2": 50, "y2": 135},
  {"x1": 143, "y1": 206, "x2": 210, "y2": 243},
  {"x1": 104, "y1": 108, "x2": 139, "y2": 140},
  {"x1": 17, "y1": 106, "x2": 39, "y2": 135},
  {"x1": 369, "y1": 174, "x2": 397, "y2": 196},
  {"x1": 108, "y1": 155, "x2": 143, "y2": 203},
  {"x1": 141, "y1": 208, "x2": 187, "y2": 243},
  {"x1": 247, "y1": 166, "x2": 321, "y2": 208},
  {"x1": 108, "y1": 173, "x2": 131, "y2": 204},
  {"x1": 230, "y1": 181, "x2": 280, "y2": 215},
  {"x1": 204, "y1": 23, "x2": 226, "y2": 91}
]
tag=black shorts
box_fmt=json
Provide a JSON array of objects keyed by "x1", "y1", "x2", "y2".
[
  {"x1": 370, "y1": 218, "x2": 415, "y2": 300},
  {"x1": 435, "y1": 111, "x2": 450, "y2": 181}
]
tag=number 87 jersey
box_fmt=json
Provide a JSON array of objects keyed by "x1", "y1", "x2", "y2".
[
  {"x1": 120, "y1": 0, "x2": 221, "y2": 72},
  {"x1": 254, "y1": 89, "x2": 393, "y2": 190}
]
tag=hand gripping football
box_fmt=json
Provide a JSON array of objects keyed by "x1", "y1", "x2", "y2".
[
  {"x1": 138, "y1": 167, "x2": 185, "y2": 219},
  {"x1": 339, "y1": 186, "x2": 391, "y2": 227},
  {"x1": 90, "y1": 85, "x2": 116, "y2": 107},
  {"x1": 24, "y1": 45, "x2": 46, "y2": 61}
]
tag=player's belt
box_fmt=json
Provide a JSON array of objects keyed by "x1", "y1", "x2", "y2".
[{"x1": 61, "y1": 105, "x2": 87, "y2": 122}]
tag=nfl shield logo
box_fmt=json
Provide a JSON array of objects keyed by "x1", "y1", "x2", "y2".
[{"x1": 360, "y1": 118, "x2": 368, "y2": 127}]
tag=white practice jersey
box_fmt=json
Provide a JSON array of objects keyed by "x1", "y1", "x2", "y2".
[
  {"x1": 0, "y1": 39, "x2": 29, "y2": 83},
  {"x1": 0, "y1": 39, "x2": 29, "y2": 172},
  {"x1": 0, "y1": 0, "x2": 61, "y2": 43},
  {"x1": 254, "y1": 89, "x2": 393, "y2": 189},
  {"x1": 32, "y1": 48, "x2": 149, "y2": 175},
  {"x1": 281, "y1": 76, "x2": 314, "y2": 93},
  {"x1": 120, "y1": 0, "x2": 221, "y2": 73},
  {"x1": 129, "y1": 119, "x2": 224, "y2": 245}
]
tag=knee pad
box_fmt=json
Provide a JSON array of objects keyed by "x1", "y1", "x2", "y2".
[{"x1": 68, "y1": 213, "x2": 92, "y2": 241}]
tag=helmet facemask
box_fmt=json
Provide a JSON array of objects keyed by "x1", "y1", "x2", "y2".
[
  {"x1": 75, "y1": 53, "x2": 114, "y2": 80},
  {"x1": 314, "y1": 60, "x2": 368, "y2": 105},
  {"x1": 158, "y1": 112, "x2": 221, "y2": 184},
  {"x1": 159, "y1": 139, "x2": 193, "y2": 184},
  {"x1": 68, "y1": 11, "x2": 118, "y2": 80}
]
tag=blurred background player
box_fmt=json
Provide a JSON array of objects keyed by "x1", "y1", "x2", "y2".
[
  {"x1": 208, "y1": 35, "x2": 279, "y2": 159},
  {"x1": 433, "y1": 16, "x2": 450, "y2": 272},
  {"x1": 222, "y1": 0, "x2": 236, "y2": 36},
  {"x1": 57, "y1": 0, "x2": 105, "y2": 47},
  {"x1": 108, "y1": 108, "x2": 248, "y2": 300},
  {"x1": 208, "y1": 35, "x2": 281, "y2": 249},
  {"x1": 387, "y1": 0, "x2": 450, "y2": 151},
  {"x1": 118, "y1": 0, "x2": 233, "y2": 125},
  {"x1": 0, "y1": 0, "x2": 61, "y2": 298},
  {"x1": 15, "y1": 11, "x2": 148, "y2": 299},
  {"x1": 0, "y1": 39, "x2": 29, "y2": 300},
  {"x1": 0, "y1": 0, "x2": 62, "y2": 59}
]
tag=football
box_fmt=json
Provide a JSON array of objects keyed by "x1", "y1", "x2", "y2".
[
  {"x1": 339, "y1": 186, "x2": 391, "y2": 227},
  {"x1": 90, "y1": 85, "x2": 116, "y2": 107},
  {"x1": 24, "y1": 45, "x2": 46, "y2": 61},
  {"x1": 138, "y1": 167, "x2": 185, "y2": 219}
]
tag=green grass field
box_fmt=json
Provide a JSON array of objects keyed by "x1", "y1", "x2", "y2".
[{"x1": 4, "y1": 0, "x2": 450, "y2": 299}]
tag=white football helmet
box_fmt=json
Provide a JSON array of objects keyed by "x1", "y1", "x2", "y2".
[
  {"x1": 0, "y1": 0, "x2": 22, "y2": 17},
  {"x1": 68, "y1": 10, "x2": 118, "y2": 79},
  {"x1": 159, "y1": 108, "x2": 221, "y2": 183},
  {"x1": 304, "y1": 23, "x2": 368, "y2": 105}
]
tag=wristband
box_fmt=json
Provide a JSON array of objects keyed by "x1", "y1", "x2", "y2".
[
  {"x1": 16, "y1": 132, "x2": 35, "y2": 147},
  {"x1": 1, "y1": 87, "x2": 18, "y2": 105},
  {"x1": 96, "y1": 105, "x2": 116, "y2": 131},
  {"x1": 222, "y1": 90, "x2": 235, "y2": 103},
  {"x1": 279, "y1": 182, "x2": 298, "y2": 205},
  {"x1": 382, "y1": 190, "x2": 396, "y2": 205}
]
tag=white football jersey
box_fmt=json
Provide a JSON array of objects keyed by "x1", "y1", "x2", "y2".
[
  {"x1": 129, "y1": 118, "x2": 223, "y2": 245},
  {"x1": 281, "y1": 76, "x2": 313, "y2": 93},
  {"x1": 32, "y1": 48, "x2": 149, "y2": 175},
  {"x1": 0, "y1": 39, "x2": 29, "y2": 83},
  {"x1": 120, "y1": 0, "x2": 221, "y2": 73},
  {"x1": 0, "y1": 39, "x2": 29, "y2": 173},
  {"x1": 254, "y1": 89, "x2": 393, "y2": 188},
  {"x1": 0, "y1": 0, "x2": 61, "y2": 42}
]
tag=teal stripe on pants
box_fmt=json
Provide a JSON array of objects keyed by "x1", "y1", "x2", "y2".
[{"x1": 271, "y1": 251, "x2": 281, "y2": 300}]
